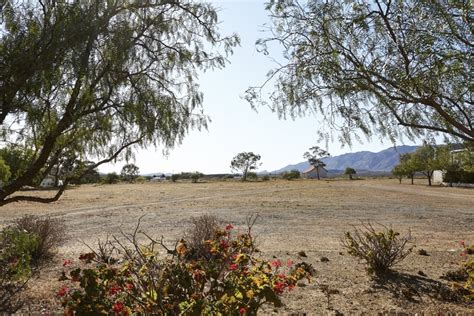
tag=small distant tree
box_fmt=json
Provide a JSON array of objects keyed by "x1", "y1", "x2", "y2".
[
  {"x1": 391, "y1": 165, "x2": 405, "y2": 184},
  {"x1": 121, "y1": 164, "x2": 140, "y2": 183},
  {"x1": 397, "y1": 153, "x2": 417, "y2": 185},
  {"x1": 344, "y1": 167, "x2": 356, "y2": 180},
  {"x1": 303, "y1": 146, "x2": 330, "y2": 180},
  {"x1": 171, "y1": 174, "x2": 180, "y2": 183},
  {"x1": 411, "y1": 143, "x2": 449, "y2": 186},
  {"x1": 282, "y1": 170, "x2": 300, "y2": 180},
  {"x1": 230, "y1": 152, "x2": 262, "y2": 181},
  {"x1": 104, "y1": 172, "x2": 120, "y2": 184},
  {"x1": 191, "y1": 172, "x2": 203, "y2": 183}
]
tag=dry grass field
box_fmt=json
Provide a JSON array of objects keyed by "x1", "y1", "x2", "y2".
[{"x1": 1, "y1": 178, "x2": 473, "y2": 314}]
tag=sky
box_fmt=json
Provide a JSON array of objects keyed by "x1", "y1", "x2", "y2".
[{"x1": 99, "y1": 0, "x2": 417, "y2": 175}]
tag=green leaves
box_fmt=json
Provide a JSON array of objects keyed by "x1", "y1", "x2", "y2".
[
  {"x1": 249, "y1": 0, "x2": 473, "y2": 144},
  {"x1": 230, "y1": 152, "x2": 262, "y2": 181},
  {"x1": 0, "y1": 0, "x2": 239, "y2": 204}
]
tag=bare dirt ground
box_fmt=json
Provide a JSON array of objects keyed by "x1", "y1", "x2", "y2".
[{"x1": 1, "y1": 178, "x2": 473, "y2": 314}]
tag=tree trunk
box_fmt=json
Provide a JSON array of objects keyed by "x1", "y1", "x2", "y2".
[
  {"x1": 316, "y1": 168, "x2": 320, "y2": 180},
  {"x1": 411, "y1": 175, "x2": 414, "y2": 185},
  {"x1": 349, "y1": 174, "x2": 353, "y2": 180},
  {"x1": 398, "y1": 177, "x2": 402, "y2": 184},
  {"x1": 243, "y1": 167, "x2": 248, "y2": 181}
]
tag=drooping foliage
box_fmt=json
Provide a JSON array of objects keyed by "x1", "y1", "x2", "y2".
[
  {"x1": 246, "y1": 0, "x2": 473, "y2": 145},
  {"x1": 0, "y1": 0, "x2": 239, "y2": 205}
]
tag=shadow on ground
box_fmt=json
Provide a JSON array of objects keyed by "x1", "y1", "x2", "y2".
[{"x1": 371, "y1": 271, "x2": 464, "y2": 304}]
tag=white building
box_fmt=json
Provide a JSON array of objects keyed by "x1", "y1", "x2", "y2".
[
  {"x1": 40, "y1": 176, "x2": 55, "y2": 188},
  {"x1": 40, "y1": 176, "x2": 63, "y2": 188},
  {"x1": 150, "y1": 174, "x2": 167, "y2": 182}
]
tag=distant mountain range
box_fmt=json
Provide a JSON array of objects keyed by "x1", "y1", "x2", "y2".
[{"x1": 272, "y1": 145, "x2": 418, "y2": 174}]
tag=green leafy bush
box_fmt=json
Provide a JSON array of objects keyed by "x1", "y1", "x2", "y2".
[
  {"x1": 103, "y1": 172, "x2": 120, "y2": 184},
  {"x1": 171, "y1": 174, "x2": 180, "y2": 182},
  {"x1": 341, "y1": 223, "x2": 413, "y2": 275},
  {"x1": 0, "y1": 215, "x2": 66, "y2": 312},
  {"x1": 443, "y1": 169, "x2": 474, "y2": 184},
  {"x1": 246, "y1": 172, "x2": 258, "y2": 180},
  {"x1": 282, "y1": 170, "x2": 300, "y2": 180},
  {"x1": 58, "y1": 220, "x2": 314, "y2": 314},
  {"x1": 0, "y1": 227, "x2": 39, "y2": 312},
  {"x1": 12, "y1": 215, "x2": 66, "y2": 264}
]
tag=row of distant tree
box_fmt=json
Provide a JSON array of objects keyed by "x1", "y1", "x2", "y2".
[
  {"x1": 230, "y1": 148, "x2": 357, "y2": 181},
  {"x1": 0, "y1": 145, "x2": 342, "y2": 188},
  {"x1": 3, "y1": 143, "x2": 471, "y2": 190},
  {"x1": 392, "y1": 143, "x2": 474, "y2": 185}
]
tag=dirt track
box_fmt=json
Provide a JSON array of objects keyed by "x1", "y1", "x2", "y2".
[{"x1": 1, "y1": 179, "x2": 473, "y2": 314}]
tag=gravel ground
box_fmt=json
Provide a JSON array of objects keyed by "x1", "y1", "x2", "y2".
[{"x1": 1, "y1": 178, "x2": 473, "y2": 314}]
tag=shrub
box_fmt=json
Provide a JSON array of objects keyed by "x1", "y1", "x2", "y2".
[
  {"x1": 0, "y1": 227, "x2": 39, "y2": 313},
  {"x1": 171, "y1": 174, "x2": 180, "y2": 182},
  {"x1": 341, "y1": 223, "x2": 413, "y2": 275},
  {"x1": 12, "y1": 215, "x2": 66, "y2": 265},
  {"x1": 185, "y1": 214, "x2": 221, "y2": 259},
  {"x1": 135, "y1": 176, "x2": 146, "y2": 183},
  {"x1": 282, "y1": 170, "x2": 300, "y2": 180},
  {"x1": 103, "y1": 172, "x2": 120, "y2": 184},
  {"x1": 262, "y1": 175, "x2": 270, "y2": 181},
  {"x1": 443, "y1": 167, "x2": 474, "y2": 184},
  {"x1": 0, "y1": 216, "x2": 65, "y2": 312},
  {"x1": 58, "y1": 219, "x2": 314, "y2": 314},
  {"x1": 246, "y1": 171, "x2": 258, "y2": 180},
  {"x1": 191, "y1": 172, "x2": 203, "y2": 183}
]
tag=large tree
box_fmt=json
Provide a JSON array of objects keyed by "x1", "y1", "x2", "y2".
[
  {"x1": 303, "y1": 146, "x2": 330, "y2": 180},
  {"x1": 246, "y1": 0, "x2": 473, "y2": 144},
  {"x1": 230, "y1": 152, "x2": 261, "y2": 181},
  {"x1": 0, "y1": 0, "x2": 238, "y2": 205}
]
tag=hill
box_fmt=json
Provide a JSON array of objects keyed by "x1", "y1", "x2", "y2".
[{"x1": 273, "y1": 145, "x2": 418, "y2": 174}]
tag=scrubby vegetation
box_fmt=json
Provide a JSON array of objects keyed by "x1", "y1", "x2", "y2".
[
  {"x1": 282, "y1": 170, "x2": 300, "y2": 180},
  {"x1": 12, "y1": 215, "x2": 66, "y2": 265},
  {"x1": 0, "y1": 227, "x2": 38, "y2": 312},
  {"x1": 58, "y1": 216, "x2": 314, "y2": 314},
  {"x1": 341, "y1": 223, "x2": 413, "y2": 275},
  {"x1": 0, "y1": 215, "x2": 66, "y2": 312},
  {"x1": 448, "y1": 242, "x2": 474, "y2": 303}
]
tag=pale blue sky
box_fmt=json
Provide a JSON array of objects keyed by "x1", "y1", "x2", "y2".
[{"x1": 100, "y1": 0, "x2": 416, "y2": 175}]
